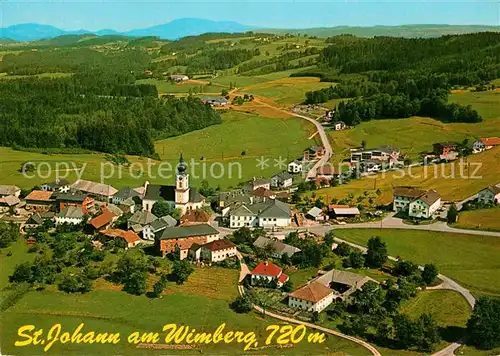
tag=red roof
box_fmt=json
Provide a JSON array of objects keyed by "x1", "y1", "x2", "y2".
[
  {"x1": 278, "y1": 273, "x2": 289, "y2": 284},
  {"x1": 25, "y1": 190, "x2": 54, "y2": 202},
  {"x1": 101, "y1": 228, "x2": 140, "y2": 245},
  {"x1": 160, "y1": 236, "x2": 208, "y2": 254},
  {"x1": 202, "y1": 239, "x2": 236, "y2": 252},
  {"x1": 251, "y1": 262, "x2": 283, "y2": 277},
  {"x1": 89, "y1": 208, "x2": 116, "y2": 229},
  {"x1": 481, "y1": 137, "x2": 500, "y2": 146}
]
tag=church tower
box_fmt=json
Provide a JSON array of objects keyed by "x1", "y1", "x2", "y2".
[{"x1": 175, "y1": 154, "x2": 190, "y2": 212}]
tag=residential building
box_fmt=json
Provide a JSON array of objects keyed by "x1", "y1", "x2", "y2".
[
  {"x1": 202, "y1": 96, "x2": 228, "y2": 106},
  {"x1": 477, "y1": 186, "x2": 500, "y2": 205},
  {"x1": 288, "y1": 281, "x2": 334, "y2": 312},
  {"x1": 142, "y1": 215, "x2": 177, "y2": 241},
  {"x1": 287, "y1": 160, "x2": 303, "y2": 174},
  {"x1": 433, "y1": 142, "x2": 458, "y2": 161},
  {"x1": 0, "y1": 185, "x2": 21, "y2": 198},
  {"x1": 350, "y1": 146, "x2": 400, "y2": 166},
  {"x1": 100, "y1": 228, "x2": 141, "y2": 248},
  {"x1": 88, "y1": 208, "x2": 117, "y2": 232},
  {"x1": 0, "y1": 195, "x2": 20, "y2": 208},
  {"x1": 111, "y1": 187, "x2": 141, "y2": 205},
  {"x1": 41, "y1": 179, "x2": 71, "y2": 193},
  {"x1": 315, "y1": 269, "x2": 373, "y2": 300},
  {"x1": 253, "y1": 236, "x2": 301, "y2": 258},
  {"x1": 157, "y1": 224, "x2": 220, "y2": 259},
  {"x1": 199, "y1": 239, "x2": 237, "y2": 263},
  {"x1": 229, "y1": 199, "x2": 291, "y2": 228},
  {"x1": 180, "y1": 209, "x2": 210, "y2": 226},
  {"x1": 142, "y1": 155, "x2": 205, "y2": 215},
  {"x1": 55, "y1": 193, "x2": 95, "y2": 214},
  {"x1": 128, "y1": 210, "x2": 158, "y2": 233},
  {"x1": 25, "y1": 190, "x2": 54, "y2": 212},
  {"x1": 55, "y1": 206, "x2": 85, "y2": 225},
  {"x1": 170, "y1": 74, "x2": 189, "y2": 82},
  {"x1": 70, "y1": 180, "x2": 117, "y2": 201},
  {"x1": 332, "y1": 121, "x2": 347, "y2": 131},
  {"x1": 473, "y1": 137, "x2": 500, "y2": 153},
  {"x1": 118, "y1": 197, "x2": 137, "y2": 214},
  {"x1": 251, "y1": 261, "x2": 289, "y2": 287},
  {"x1": 245, "y1": 178, "x2": 271, "y2": 192},
  {"x1": 408, "y1": 190, "x2": 442, "y2": 219},
  {"x1": 303, "y1": 146, "x2": 325, "y2": 162},
  {"x1": 316, "y1": 164, "x2": 339, "y2": 180},
  {"x1": 329, "y1": 205, "x2": 360, "y2": 218},
  {"x1": 392, "y1": 187, "x2": 427, "y2": 212},
  {"x1": 24, "y1": 212, "x2": 55, "y2": 229},
  {"x1": 271, "y1": 172, "x2": 293, "y2": 189}
]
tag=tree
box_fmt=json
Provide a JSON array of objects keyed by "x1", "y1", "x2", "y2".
[
  {"x1": 394, "y1": 260, "x2": 419, "y2": 277},
  {"x1": 9, "y1": 262, "x2": 33, "y2": 283},
  {"x1": 58, "y1": 273, "x2": 92, "y2": 293},
  {"x1": 221, "y1": 89, "x2": 229, "y2": 97},
  {"x1": 172, "y1": 260, "x2": 194, "y2": 284},
  {"x1": 152, "y1": 199, "x2": 173, "y2": 218},
  {"x1": 421, "y1": 264, "x2": 438, "y2": 285},
  {"x1": 282, "y1": 279, "x2": 293, "y2": 292},
  {"x1": 232, "y1": 227, "x2": 253, "y2": 245},
  {"x1": 467, "y1": 296, "x2": 500, "y2": 350},
  {"x1": 350, "y1": 281, "x2": 385, "y2": 315},
  {"x1": 280, "y1": 253, "x2": 291, "y2": 266},
  {"x1": 376, "y1": 320, "x2": 393, "y2": 345},
  {"x1": 230, "y1": 295, "x2": 253, "y2": 313},
  {"x1": 124, "y1": 271, "x2": 147, "y2": 295},
  {"x1": 344, "y1": 250, "x2": 365, "y2": 268},
  {"x1": 415, "y1": 313, "x2": 440, "y2": 352},
  {"x1": 365, "y1": 236, "x2": 387, "y2": 268},
  {"x1": 447, "y1": 203, "x2": 458, "y2": 223},
  {"x1": 311, "y1": 311, "x2": 323, "y2": 323},
  {"x1": 334, "y1": 242, "x2": 352, "y2": 256},
  {"x1": 0, "y1": 222, "x2": 20, "y2": 248}
]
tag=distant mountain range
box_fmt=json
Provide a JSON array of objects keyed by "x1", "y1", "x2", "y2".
[{"x1": 1, "y1": 19, "x2": 499, "y2": 42}]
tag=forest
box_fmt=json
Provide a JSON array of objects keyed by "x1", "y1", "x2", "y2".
[
  {"x1": 303, "y1": 32, "x2": 500, "y2": 124},
  {"x1": 0, "y1": 77, "x2": 221, "y2": 156}
]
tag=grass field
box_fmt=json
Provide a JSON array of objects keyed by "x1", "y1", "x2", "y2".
[
  {"x1": 135, "y1": 78, "x2": 222, "y2": 94},
  {"x1": 449, "y1": 90, "x2": 500, "y2": 119},
  {"x1": 0, "y1": 72, "x2": 73, "y2": 80},
  {"x1": 0, "y1": 111, "x2": 316, "y2": 190},
  {"x1": 308, "y1": 147, "x2": 500, "y2": 205},
  {"x1": 455, "y1": 208, "x2": 500, "y2": 232},
  {"x1": 334, "y1": 229, "x2": 500, "y2": 298},
  {"x1": 328, "y1": 116, "x2": 500, "y2": 162},
  {"x1": 0, "y1": 243, "x2": 368, "y2": 355},
  {"x1": 243, "y1": 77, "x2": 332, "y2": 106}
]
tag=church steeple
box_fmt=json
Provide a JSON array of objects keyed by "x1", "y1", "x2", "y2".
[
  {"x1": 177, "y1": 153, "x2": 187, "y2": 175},
  {"x1": 175, "y1": 153, "x2": 189, "y2": 207}
]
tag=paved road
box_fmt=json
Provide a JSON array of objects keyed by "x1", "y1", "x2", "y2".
[{"x1": 234, "y1": 249, "x2": 380, "y2": 356}]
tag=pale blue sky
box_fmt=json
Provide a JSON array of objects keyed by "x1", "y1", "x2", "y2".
[{"x1": 2, "y1": 0, "x2": 499, "y2": 31}]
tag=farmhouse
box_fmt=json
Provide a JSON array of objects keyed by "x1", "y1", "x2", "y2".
[
  {"x1": 245, "y1": 178, "x2": 271, "y2": 192},
  {"x1": 271, "y1": 172, "x2": 293, "y2": 189},
  {"x1": 477, "y1": 185, "x2": 500, "y2": 205},
  {"x1": 25, "y1": 190, "x2": 54, "y2": 212},
  {"x1": 350, "y1": 146, "x2": 400, "y2": 166},
  {"x1": 473, "y1": 137, "x2": 500, "y2": 153},
  {"x1": 250, "y1": 261, "x2": 289, "y2": 287},
  {"x1": 253, "y1": 236, "x2": 301, "y2": 258},
  {"x1": 433, "y1": 142, "x2": 458, "y2": 161},
  {"x1": 315, "y1": 269, "x2": 373, "y2": 300},
  {"x1": 56, "y1": 206, "x2": 85, "y2": 225},
  {"x1": 288, "y1": 281, "x2": 335, "y2": 312},
  {"x1": 196, "y1": 239, "x2": 238, "y2": 263},
  {"x1": 157, "y1": 224, "x2": 220, "y2": 259},
  {"x1": 41, "y1": 179, "x2": 71, "y2": 193},
  {"x1": 0, "y1": 185, "x2": 21, "y2": 198},
  {"x1": 393, "y1": 187, "x2": 427, "y2": 212},
  {"x1": 100, "y1": 228, "x2": 141, "y2": 248},
  {"x1": 142, "y1": 155, "x2": 205, "y2": 216},
  {"x1": 170, "y1": 74, "x2": 189, "y2": 82},
  {"x1": 202, "y1": 96, "x2": 228, "y2": 106},
  {"x1": 71, "y1": 180, "x2": 117, "y2": 202},
  {"x1": 287, "y1": 160, "x2": 303, "y2": 174},
  {"x1": 142, "y1": 215, "x2": 177, "y2": 241},
  {"x1": 228, "y1": 199, "x2": 291, "y2": 228},
  {"x1": 88, "y1": 208, "x2": 117, "y2": 232},
  {"x1": 55, "y1": 193, "x2": 95, "y2": 214}
]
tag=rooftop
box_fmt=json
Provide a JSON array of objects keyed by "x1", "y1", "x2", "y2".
[
  {"x1": 253, "y1": 236, "x2": 301, "y2": 257},
  {"x1": 251, "y1": 261, "x2": 282, "y2": 277},
  {"x1": 202, "y1": 239, "x2": 236, "y2": 252},
  {"x1": 71, "y1": 179, "x2": 118, "y2": 197},
  {"x1": 480, "y1": 137, "x2": 500, "y2": 146},
  {"x1": 25, "y1": 190, "x2": 54, "y2": 202},
  {"x1": 393, "y1": 187, "x2": 427, "y2": 198},
  {"x1": 89, "y1": 208, "x2": 116, "y2": 229},
  {"x1": 158, "y1": 224, "x2": 219, "y2": 240},
  {"x1": 0, "y1": 185, "x2": 20, "y2": 196},
  {"x1": 290, "y1": 281, "x2": 333, "y2": 303},
  {"x1": 101, "y1": 228, "x2": 140, "y2": 245},
  {"x1": 129, "y1": 210, "x2": 158, "y2": 226},
  {"x1": 57, "y1": 206, "x2": 84, "y2": 219}
]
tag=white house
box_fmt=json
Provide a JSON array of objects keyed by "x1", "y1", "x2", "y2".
[
  {"x1": 250, "y1": 261, "x2": 289, "y2": 287},
  {"x1": 0, "y1": 185, "x2": 21, "y2": 198},
  {"x1": 199, "y1": 239, "x2": 238, "y2": 263},
  {"x1": 408, "y1": 190, "x2": 441, "y2": 218},
  {"x1": 288, "y1": 281, "x2": 335, "y2": 312},
  {"x1": 393, "y1": 187, "x2": 427, "y2": 212},
  {"x1": 332, "y1": 121, "x2": 347, "y2": 131},
  {"x1": 288, "y1": 160, "x2": 303, "y2": 174},
  {"x1": 142, "y1": 215, "x2": 177, "y2": 241},
  {"x1": 271, "y1": 172, "x2": 293, "y2": 189},
  {"x1": 477, "y1": 186, "x2": 500, "y2": 205},
  {"x1": 55, "y1": 206, "x2": 85, "y2": 225},
  {"x1": 253, "y1": 236, "x2": 301, "y2": 258},
  {"x1": 229, "y1": 199, "x2": 291, "y2": 229},
  {"x1": 41, "y1": 179, "x2": 71, "y2": 193},
  {"x1": 170, "y1": 74, "x2": 189, "y2": 82}
]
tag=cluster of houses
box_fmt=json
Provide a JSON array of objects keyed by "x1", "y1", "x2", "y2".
[
  {"x1": 426, "y1": 137, "x2": 500, "y2": 163},
  {"x1": 249, "y1": 260, "x2": 373, "y2": 313},
  {"x1": 305, "y1": 204, "x2": 361, "y2": 222}
]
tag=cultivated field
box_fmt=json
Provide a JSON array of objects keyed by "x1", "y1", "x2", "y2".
[
  {"x1": 334, "y1": 229, "x2": 500, "y2": 298},
  {"x1": 308, "y1": 147, "x2": 500, "y2": 205},
  {"x1": 455, "y1": 208, "x2": 500, "y2": 232}
]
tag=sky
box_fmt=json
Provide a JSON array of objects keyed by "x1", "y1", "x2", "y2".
[{"x1": 1, "y1": 0, "x2": 499, "y2": 31}]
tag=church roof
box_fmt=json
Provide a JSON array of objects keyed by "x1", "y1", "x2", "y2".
[
  {"x1": 189, "y1": 188, "x2": 205, "y2": 203},
  {"x1": 144, "y1": 184, "x2": 175, "y2": 201}
]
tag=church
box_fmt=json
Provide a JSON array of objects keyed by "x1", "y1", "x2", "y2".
[{"x1": 142, "y1": 155, "x2": 205, "y2": 215}]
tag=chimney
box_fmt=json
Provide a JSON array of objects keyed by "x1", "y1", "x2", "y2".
[{"x1": 264, "y1": 261, "x2": 268, "y2": 266}]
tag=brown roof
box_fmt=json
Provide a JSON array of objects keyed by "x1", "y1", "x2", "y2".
[
  {"x1": 25, "y1": 190, "x2": 54, "y2": 202},
  {"x1": 202, "y1": 239, "x2": 236, "y2": 252},
  {"x1": 317, "y1": 164, "x2": 337, "y2": 175},
  {"x1": 480, "y1": 137, "x2": 500, "y2": 146},
  {"x1": 89, "y1": 208, "x2": 117, "y2": 229},
  {"x1": 289, "y1": 281, "x2": 333, "y2": 303},
  {"x1": 328, "y1": 204, "x2": 350, "y2": 210},
  {"x1": 252, "y1": 187, "x2": 275, "y2": 198},
  {"x1": 416, "y1": 190, "x2": 441, "y2": 205},
  {"x1": 181, "y1": 209, "x2": 210, "y2": 225},
  {"x1": 0, "y1": 195, "x2": 20, "y2": 206},
  {"x1": 101, "y1": 228, "x2": 140, "y2": 245},
  {"x1": 393, "y1": 187, "x2": 426, "y2": 198},
  {"x1": 160, "y1": 236, "x2": 208, "y2": 254}
]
